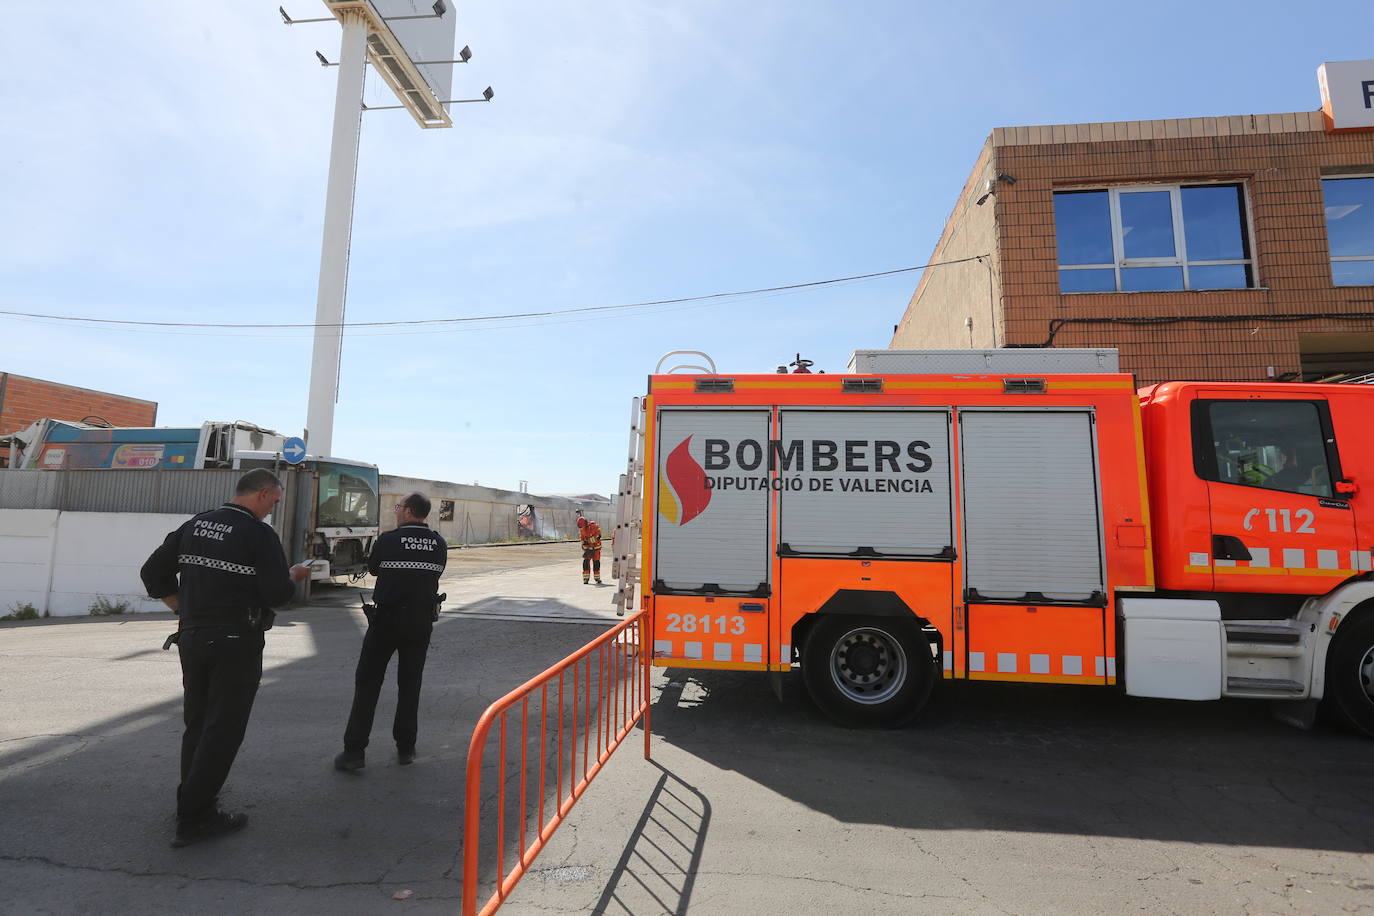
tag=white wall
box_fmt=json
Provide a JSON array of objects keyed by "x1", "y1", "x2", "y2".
[
  {"x1": 0, "y1": 510, "x2": 59, "y2": 613},
  {"x1": 0, "y1": 509, "x2": 187, "y2": 617}
]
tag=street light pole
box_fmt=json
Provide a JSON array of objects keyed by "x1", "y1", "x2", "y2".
[{"x1": 305, "y1": 7, "x2": 368, "y2": 458}]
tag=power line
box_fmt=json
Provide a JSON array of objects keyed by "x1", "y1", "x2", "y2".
[{"x1": 0, "y1": 256, "x2": 988, "y2": 332}]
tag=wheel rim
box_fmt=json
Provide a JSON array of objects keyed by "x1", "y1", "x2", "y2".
[
  {"x1": 1359, "y1": 643, "x2": 1374, "y2": 705},
  {"x1": 828, "y1": 626, "x2": 907, "y2": 705}
]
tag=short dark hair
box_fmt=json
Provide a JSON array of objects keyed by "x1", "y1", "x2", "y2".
[
  {"x1": 400, "y1": 492, "x2": 431, "y2": 519},
  {"x1": 236, "y1": 468, "x2": 283, "y2": 496}
]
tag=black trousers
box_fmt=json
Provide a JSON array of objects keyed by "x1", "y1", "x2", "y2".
[
  {"x1": 177, "y1": 626, "x2": 264, "y2": 821},
  {"x1": 343, "y1": 608, "x2": 433, "y2": 753}
]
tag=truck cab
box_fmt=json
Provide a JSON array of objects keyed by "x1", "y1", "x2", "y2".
[
  {"x1": 1140, "y1": 382, "x2": 1371, "y2": 606},
  {"x1": 234, "y1": 452, "x2": 380, "y2": 580}
]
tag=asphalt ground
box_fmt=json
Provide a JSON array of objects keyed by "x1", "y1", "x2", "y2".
[{"x1": 3, "y1": 541, "x2": 1373, "y2": 915}]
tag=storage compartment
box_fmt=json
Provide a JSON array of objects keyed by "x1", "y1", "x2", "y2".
[{"x1": 1120, "y1": 598, "x2": 1223, "y2": 700}]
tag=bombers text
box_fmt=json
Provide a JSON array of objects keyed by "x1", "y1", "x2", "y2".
[{"x1": 703, "y1": 438, "x2": 933, "y2": 473}]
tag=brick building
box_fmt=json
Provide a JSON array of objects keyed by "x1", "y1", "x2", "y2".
[
  {"x1": 0, "y1": 372, "x2": 157, "y2": 437},
  {"x1": 893, "y1": 73, "x2": 1374, "y2": 384}
]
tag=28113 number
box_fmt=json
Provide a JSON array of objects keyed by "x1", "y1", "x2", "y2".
[{"x1": 664, "y1": 613, "x2": 746, "y2": 635}]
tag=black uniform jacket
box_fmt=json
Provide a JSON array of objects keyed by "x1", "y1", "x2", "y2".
[
  {"x1": 368, "y1": 522, "x2": 448, "y2": 609},
  {"x1": 141, "y1": 503, "x2": 296, "y2": 629}
]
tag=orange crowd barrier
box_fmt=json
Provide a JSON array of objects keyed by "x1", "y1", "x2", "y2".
[{"x1": 462, "y1": 610, "x2": 651, "y2": 915}]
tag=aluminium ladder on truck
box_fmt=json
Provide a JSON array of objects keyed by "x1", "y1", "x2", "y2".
[
  {"x1": 612, "y1": 396, "x2": 646, "y2": 616},
  {"x1": 614, "y1": 351, "x2": 715, "y2": 616}
]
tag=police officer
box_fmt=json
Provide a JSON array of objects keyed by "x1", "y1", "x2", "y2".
[
  {"x1": 141, "y1": 469, "x2": 310, "y2": 848},
  {"x1": 335, "y1": 492, "x2": 447, "y2": 771}
]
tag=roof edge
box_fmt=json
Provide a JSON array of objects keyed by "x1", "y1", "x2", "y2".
[{"x1": 991, "y1": 111, "x2": 1324, "y2": 146}]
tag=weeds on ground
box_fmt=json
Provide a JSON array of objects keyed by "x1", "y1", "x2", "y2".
[
  {"x1": 88, "y1": 596, "x2": 131, "y2": 616},
  {"x1": 2, "y1": 602, "x2": 41, "y2": 621}
]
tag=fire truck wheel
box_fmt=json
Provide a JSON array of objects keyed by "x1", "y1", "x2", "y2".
[
  {"x1": 1327, "y1": 612, "x2": 1374, "y2": 738},
  {"x1": 802, "y1": 616, "x2": 934, "y2": 728}
]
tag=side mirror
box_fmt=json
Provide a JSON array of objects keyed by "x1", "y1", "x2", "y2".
[{"x1": 1335, "y1": 479, "x2": 1358, "y2": 497}]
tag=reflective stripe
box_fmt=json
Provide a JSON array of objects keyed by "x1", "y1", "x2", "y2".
[
  {"x1": 1317, "y1": 549, "x2": 1339, "y2": 570},
  {"x1": 943, "y1": 650, "x2": 953, "y2": 671},
  {"x1": 1190, "y1": 552, "x2": 1209, "y2": 567},
  {"x1": 684, "y1": 641, "x2": 703, "y2": 660},
  {"x1": 713, "y1": 643, "x2": 732, "y2": 662},
  {"x1": 1354, "y1": 551, "x2": 1373, "y2": 573},
  {"x1": 1283, "y1": 548, "x2": 1305, "y2": 569},
  {"x1": 1029, "y1": 654, "x2": 1050, "y2": 675},
  {"x1": 1248, "y1": 547, "x2": 1270, "y2": 568},
  {"x1": 779, "y1": 643, "x2": 791, "y2": 663},
  {"x1": 969, "y1": 651, "x2": 986, "y2": 672},
  {"x1": 1062, "y1": 655, "x2": 1083, "y2": 676},
  {"x1": 743, "y1": 644, "x2": 763, "y2": 663},
  {"x1": 179, "y1": 554, "x2": 255, "y2": 576},
  {"x1": 997, "y1": 652, "x2": 1017, "y2": 673},
  {"x1": 653, "y1": 640, "x2": 672, "y2": 657},
  {"x1": 378, "y1": 561, "x2": 445, "y2": 572}
]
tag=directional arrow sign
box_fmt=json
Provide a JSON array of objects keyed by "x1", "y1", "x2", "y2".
[{"x1": 282, "y1": 437, "x2": 307, "y2": 465}]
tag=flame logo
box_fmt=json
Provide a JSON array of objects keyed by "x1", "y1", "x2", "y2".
[{"x1": 658, "y1": 435, "x2": 711, "y2": 525}]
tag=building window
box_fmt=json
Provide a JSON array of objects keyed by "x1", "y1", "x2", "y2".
[
  {"x1": 1322, "y1": 176, "x2": 1374, "y2": 286},
  {"x1": 1054, "y1": 184, "x2": 1253, "y2": 293}
]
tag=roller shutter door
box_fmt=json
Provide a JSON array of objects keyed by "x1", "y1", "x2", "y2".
[
  {"x1": 777, "y1": 409, "x2": 952, "y2": 556},
  {"x1": 959, "y1": 410, "x2": 1104, "y2": 603},
  {"x1": 654, "y1": 409, "x2": 770, "y2": 593}
]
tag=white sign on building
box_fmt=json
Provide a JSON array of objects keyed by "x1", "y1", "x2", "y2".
[{"x1": 1318, "y1": 60, "x2": 1374, "y2": 131}]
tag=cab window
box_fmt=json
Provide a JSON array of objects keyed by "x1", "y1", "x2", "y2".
[
  {"x1": 317, "y1": 464, "x2": 380, "y2": 527},
  {"x1": 1195, "y1": 400, "x2": 1336, "y2": 497}
]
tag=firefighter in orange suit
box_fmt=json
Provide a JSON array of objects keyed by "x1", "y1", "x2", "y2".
[{"x1": 577, "y1": 516, "x2": 603, "y2": 584}]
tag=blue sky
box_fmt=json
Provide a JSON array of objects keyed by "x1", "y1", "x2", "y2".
[{"x1": 2, "y1": 1, "x2": 1365, "y2": 493}]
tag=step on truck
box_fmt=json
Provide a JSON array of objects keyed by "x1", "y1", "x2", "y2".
[{"x1": 624, "y1": 348, "x2": 1374, "y2": 735}]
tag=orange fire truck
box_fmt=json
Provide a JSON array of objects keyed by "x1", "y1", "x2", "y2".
[{"x1": 611, "y1": 349, "x2": 1374, "y2": 736}]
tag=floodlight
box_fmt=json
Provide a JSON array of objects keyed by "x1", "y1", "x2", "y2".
[
  {"x1": 459, "y1": 44, "x2": 472, "y2": 62},
  {"x1": 483, "y1": 86, "x2": 494, "y2": 101},
  {"x1": 315, "y1": 50, "x2": 334, "y2": 66},
  {"x1": 432, "y1": 0, "x2": 447, "y2": 16}
]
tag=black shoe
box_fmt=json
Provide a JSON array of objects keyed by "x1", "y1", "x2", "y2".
[
  {"x1": 334, "y1": 750, "x2": 365, "y2": 772},
  {"x1": 398, "y1": 747, "x2": 416, "y2": 766},
  {"x1": 171, "y1": 809, "x2": 248, "y2": 848}
]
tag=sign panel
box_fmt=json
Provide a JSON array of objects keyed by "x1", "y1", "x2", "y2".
[
  {"x1": 372, "y1": 0, "x2": 457, "y2": 105},
  {"x1": 283, "y1": 437, "x2": 308, "y2": 465},
  {"x1": 112, "y1": 444, "x2": 167, "y2": 469},
  {"x1": 1318, "y1": 60, "x2": 1374, "y2": 131}
]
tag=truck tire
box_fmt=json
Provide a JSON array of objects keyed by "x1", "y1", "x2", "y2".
[
  {"x1": 1327, "y1": 612, "x2": 1374, "y2": 738},
  {"x1": 802, "y1": 615, "x2": 933, "y2": 728}
]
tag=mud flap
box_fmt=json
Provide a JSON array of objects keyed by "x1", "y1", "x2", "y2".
[
  {"x1": 769, "y1": 670, "x2": 785, "y2": 703},
  {"x1": 1271, "y1": 697, "x2": 1320, "y2": 731}
]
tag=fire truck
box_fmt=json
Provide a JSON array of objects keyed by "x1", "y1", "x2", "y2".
[{"x1": 615, "y1": 349, "x2": 1374, "y2": 737}]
